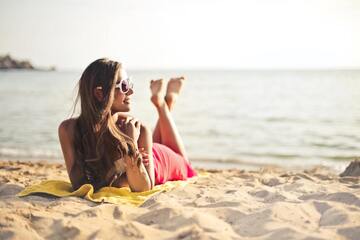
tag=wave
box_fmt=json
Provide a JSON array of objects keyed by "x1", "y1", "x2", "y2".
[
  {"x1": 0, "y1": 147, "x2": 62, "y2": 161},
  {"x1": 190, "y1": 154, "x2": 356, "y2": 172}
]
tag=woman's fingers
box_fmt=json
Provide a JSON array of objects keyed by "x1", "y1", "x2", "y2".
[
  {"x1": 139, "y1": 148, "x2": 149, "y2": 160},
  {"x1": 129, "y1": 117, "x2": 138, "y2": 123},
  {"x1": 142, "y1": 158, "x2": 149, "y2": 166},
  {"x1": 139, "y1": 148, "x2": 148, "y2": 154},
  {"x1": 117, "y1": 116, "x2": 142, "y2": 141},
  {"x1": 139, "y1": 148, "x2": 149, "y2": 156},
  {"x1": 141, "y1": 155, "x2": 149, "y2": 160},
  {"x1": 129, "y1": 118, "x2": 141, "y2": 130},
  {"x1": 121, "y1": 116, "x2": 141, "y2": 127},
  {"x1": 124, "y1": 117, "x2": 132, "y2": 124}
]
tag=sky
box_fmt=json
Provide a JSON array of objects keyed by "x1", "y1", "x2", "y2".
[{"x1": 0, "y1": 0, "x2": 360, "y2": 70}]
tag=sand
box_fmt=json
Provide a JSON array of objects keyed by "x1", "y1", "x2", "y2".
[{"x1": 0, "y1": 160, "x2": 360, "y2": 240}]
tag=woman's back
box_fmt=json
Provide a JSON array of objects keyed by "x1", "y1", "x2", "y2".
[
  {"x1": 59, "y1": 118, "x2": 128, "y2": 190},
  {"x1": 59, "y1": 118, "x2": 87, "y2": 190}
]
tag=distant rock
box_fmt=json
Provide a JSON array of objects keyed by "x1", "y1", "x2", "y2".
[{"x1": 0, "y1": 54, "x2": 56, "y2": 71}]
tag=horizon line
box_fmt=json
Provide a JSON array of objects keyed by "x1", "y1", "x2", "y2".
[{"x1": 55, "y1": 67, "x2": 360, "y2": 72}]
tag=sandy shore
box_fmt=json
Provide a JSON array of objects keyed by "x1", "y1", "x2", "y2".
[{"x1": 0, "y1": 160, "x2": 359, "y2": 240}]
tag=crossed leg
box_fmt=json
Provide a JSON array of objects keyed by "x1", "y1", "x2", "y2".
[{"x1": 150, "y1": 77, "x2": 187, "y2": 160}]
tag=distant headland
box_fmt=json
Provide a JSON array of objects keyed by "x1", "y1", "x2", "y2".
[{"x1": 0, "y1": 54, "x2": 56, "y2": 71}]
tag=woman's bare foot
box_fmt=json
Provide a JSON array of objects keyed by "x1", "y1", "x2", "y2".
[
  {"x1": 165, "y1": 76, "x2": 185, "y2": 111},
  {"x1": 150, "y1": 79, "x2": 166, "y2": 108}
]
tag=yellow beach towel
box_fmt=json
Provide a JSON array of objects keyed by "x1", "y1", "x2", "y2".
[{"x1": 17, "y1": 179, "x2": 190, "y2": 207}]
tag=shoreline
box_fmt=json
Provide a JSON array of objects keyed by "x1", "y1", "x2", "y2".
[
  {"x1": 0, "y1": 157, "x2": 351, "y2": 173},
  {"x1": 1, "y1": 160, "x2": 360, "y2": 239}
]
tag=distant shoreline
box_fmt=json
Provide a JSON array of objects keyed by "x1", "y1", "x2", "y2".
[{"x1": 0, "y1": 54, "x2": 56, "y2": 71}]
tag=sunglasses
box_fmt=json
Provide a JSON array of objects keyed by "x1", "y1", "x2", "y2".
[{"x1": 115, "y1": 77, "x2": 133, "y2": 94}]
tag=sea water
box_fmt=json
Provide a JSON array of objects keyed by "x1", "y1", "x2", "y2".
[{"x1": 0, "y1": 70, "x2": 359, "y2": 170}]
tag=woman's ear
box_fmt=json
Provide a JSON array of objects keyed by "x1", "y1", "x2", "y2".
[{"x1": 93, "y1": 87, "x2": 104, "y2": 102}]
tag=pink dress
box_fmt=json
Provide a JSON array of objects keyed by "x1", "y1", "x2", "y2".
[{"x1": 152, "y1": 143, "x2": 197, "y2": 185}]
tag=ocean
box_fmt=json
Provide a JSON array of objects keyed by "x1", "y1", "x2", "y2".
[{"x1": 0, "y1": 69, "x2": 359, "y2": 170}]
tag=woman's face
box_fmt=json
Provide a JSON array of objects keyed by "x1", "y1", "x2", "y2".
[{"x1": 111, "y1": 68, "x2": 134, "y2": 112}]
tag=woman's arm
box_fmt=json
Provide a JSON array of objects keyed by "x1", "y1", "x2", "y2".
[
  {"x1": 137, "y1": 124, "x2": 155, "y2": 188},
  {"x1": 117, "y1": 116, "x2": 153, "y2": 191},
  {"x1": 124, "y1": 153, "x2": 152, "y2": 192}
]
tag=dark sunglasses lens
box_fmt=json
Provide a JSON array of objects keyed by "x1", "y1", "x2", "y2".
[{"x1": 121, "y1": 80, "x2": 129, "y2": 93}]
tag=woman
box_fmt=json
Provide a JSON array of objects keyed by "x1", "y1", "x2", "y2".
[{"x1": 58, "y1": 58, "x2": 196, "y2": 192}]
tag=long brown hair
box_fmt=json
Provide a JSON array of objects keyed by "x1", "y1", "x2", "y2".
[{"x1": 72, "y1": 58, "x2": 137, "y2": 190}]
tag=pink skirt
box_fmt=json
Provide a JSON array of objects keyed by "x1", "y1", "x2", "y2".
[{"x1": 152, "y1": 143, "x2": 197, "y2": 185}]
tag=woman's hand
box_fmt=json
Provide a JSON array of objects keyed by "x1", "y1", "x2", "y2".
[
  {"x1": 118, "y1": 116, "x2": 141, "y2": 142},
  {"x1": 112, "y1": 112, "x2": 132, "y2": 124}
]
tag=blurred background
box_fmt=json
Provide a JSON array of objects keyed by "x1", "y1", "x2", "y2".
[{"x1": 0, "y1": 0, "x2": 359, "y2": 170}]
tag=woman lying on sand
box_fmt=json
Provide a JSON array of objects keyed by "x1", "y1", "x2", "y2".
[{"x1": 58, "y1": 58, "x2": 197, "y2": 192}]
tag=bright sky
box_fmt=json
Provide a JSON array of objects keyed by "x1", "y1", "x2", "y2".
[{"x1": 0, "y1": 0, "x2": 359, "y2": 70}]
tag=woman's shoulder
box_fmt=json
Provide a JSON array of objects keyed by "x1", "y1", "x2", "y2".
[{"x1": 58, "y1": 118, "x2": 78, "y2": 139}]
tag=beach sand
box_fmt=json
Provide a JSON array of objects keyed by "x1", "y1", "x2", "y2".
[{"x1": 1, "y1": 160, "x2": 360, "y2": 240}]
